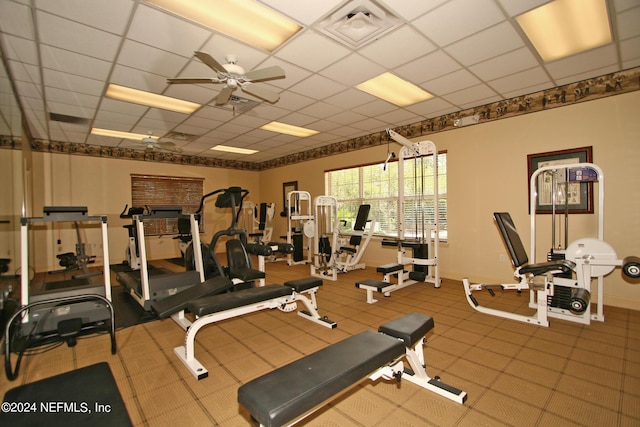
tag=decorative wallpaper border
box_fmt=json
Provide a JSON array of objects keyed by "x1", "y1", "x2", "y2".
[{"x1": 2, "y1": 67, "x2": 639, "y2": 171}]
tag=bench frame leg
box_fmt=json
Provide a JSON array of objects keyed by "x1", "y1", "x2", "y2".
[
  {"x1": 400, "y1": 338, "x2": 467, "y2": 404},
  {"x1": 174, "y1": 290, "x2": 336, "y2": 380}
]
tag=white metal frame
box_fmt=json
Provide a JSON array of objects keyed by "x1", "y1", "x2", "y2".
[
  {"x1": 286, "y1": 190, "x2": 314, "y2": 266},
  {"x1": 20, "y1": 209, "x2": 112, "y2": 321}
]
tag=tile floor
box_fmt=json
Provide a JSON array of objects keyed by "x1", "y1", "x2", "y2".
[{"x1": 1, "y1": 261, "x2": 639, "y2": 426}]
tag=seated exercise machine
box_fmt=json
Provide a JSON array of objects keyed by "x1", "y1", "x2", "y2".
[
  {"x1": 238, "y1": 312, "x2": 466, "y2": 427},
  {"x1": 116, "y1": 206, "x2": 205, "y2": 311},
  {"x1": 48, "y1": 221, "x2": 101, "y2": 280},
  {"x1": 6, "y1": 206, "x2": 116, "y2": 380},
  {"x1": 464, "y1": 212, "x2": 639, "y2": 327},
  {"x1": 156, "y1": 276, "x2": 336, "y2": 379},
  {"x1": 356, "y1": 130, "x2": 441, "y2": 303},
  {"x1": 311, "y1": 197, "x2": 375, "y2": 281},
  {"x1": 242, "y1": 201, "x2": 294, "y2": 264},
  {"x1": 188, "y1": 186, "x2": 273, "y2": 287}
]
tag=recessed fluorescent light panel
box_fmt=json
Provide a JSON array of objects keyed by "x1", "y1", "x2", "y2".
[
  {"x1": 210, "y1": 145, "x2": 258, "y2": 155},
  {"x1": 517, "y1": 0, "x2": 612, "y2": 62},
  {"x1": 90, "y1": 128, "x2": 156, "y2": 141},
  {"x1": 356, "y1": 73, "x2": 433, "y2": 106},
  {"x1": 105, "y1": 84, "x2": 200, "y2": 114},
  {"x1": 146, "y1": 0, "x2": 301, "y2": 52},
  {"x1": 260, "y1": 121, "x2": 319, "y2": 137}
]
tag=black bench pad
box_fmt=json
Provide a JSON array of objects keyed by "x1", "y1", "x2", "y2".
[
  {"x1": 187, "y1": 284, "x2": 292, "y2": 317},
  {"x1": 520, "y1": 259, "x2": 575, "y2": 276},
  {"x1": 376, "y1": 263, "x2": 404, "y2": 274},
  {"x1": 151, "y1": 275, "x2": 233, "y2": 319},
  {"x1": 238, "y1": 330, "x2": 405, "y2": 427},
  {"x1": 284, "y1": 277, "x2": 322, "y2": 293},
  {"x1": 378, "y1": 313, "x2": 434, "y2": 347}
]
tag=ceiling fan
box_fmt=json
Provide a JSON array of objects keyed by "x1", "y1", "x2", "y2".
[
  {"x1": 168, "y1": 51, "x2": 286, "y2": 105},
  {"x1": 130, "y1": 133, "x2": 183, "y2": 153}
]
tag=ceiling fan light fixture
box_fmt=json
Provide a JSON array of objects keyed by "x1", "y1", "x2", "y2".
[
  {"x1": 146, "y1": 0, "x2": 301, "y2": 52},
  {"x1": 356, "y1": 72, "x2": 433, "y2": 107},
  {"x1": 211, "y1": 145, "x2": 258, "y2": 155},
  {"x1": 260, "y1": 121, "x2": 319, "y2": 137},
  {"x1": 105, "y1": 84, "x2": 200, "y2": 114},
  {"x1": 517, "y1": 0, "x2": 612, "y2": 62},
  {"x1": 90, "y1": 128, "x2": 158, "y2": 141}
]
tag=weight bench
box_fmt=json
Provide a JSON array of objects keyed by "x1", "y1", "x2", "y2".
[
  {"x1": 238, "y1": 313, "x2": 466, "y2": 427},
  {"x1": 174, "y1": 277, "x2": 336, "y2": 380},
  {"x1": 150, "y1": 275, "x2": 234, "y2": 329}
]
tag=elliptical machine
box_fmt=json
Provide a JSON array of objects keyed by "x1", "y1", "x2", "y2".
[{"x1": 185, "y1": 187, "x2": 272, "y2": 288}]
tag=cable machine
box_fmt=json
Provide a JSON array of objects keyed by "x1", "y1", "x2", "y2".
[
  {"x1": 356, "y1": 130, "x2": 441, "y2": 303},
  {"x1": 286, "y1": 191, "x2": 314, "y2": 266}
]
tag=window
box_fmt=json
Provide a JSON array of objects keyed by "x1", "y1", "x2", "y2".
[
  {"x1": 131, "y1": 174, "x2": 203, "y2": 236},
  {"x1": 326, "y1": 152, "x2": 447, "y2": 240}
]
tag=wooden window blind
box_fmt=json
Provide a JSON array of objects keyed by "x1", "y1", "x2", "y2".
[{"x1": 131, "y1": 174, "x2": 204, "y2": 236}]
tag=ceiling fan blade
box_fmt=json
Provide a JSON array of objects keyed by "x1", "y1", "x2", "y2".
[
  {"x1": 244, "y1": 65, "x2": 286, "y2": 82},
  {"x1": 167, "y1": 78, "x2": 218, "y2": 84},
  {"x1": 216, "y1": 86, "x2": 235, "y2": 105},
  {"x1": 241, "y1": 83, "x2": 280, "y2": 103},
  {"x1": 194, "y1": 51, "x2": 227, "y2": 74}
]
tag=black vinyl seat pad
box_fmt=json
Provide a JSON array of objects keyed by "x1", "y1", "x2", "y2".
[{"x1": 238, "y1": 330, "x2": 405, "y2": 427}]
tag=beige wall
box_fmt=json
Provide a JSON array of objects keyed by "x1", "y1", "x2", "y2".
[
  {"x1": 260, "y1": 91, "x2": 640, "y2": 310},
  {"x1": 4, "y1": 90, "x2": 639, "y2": 310}
]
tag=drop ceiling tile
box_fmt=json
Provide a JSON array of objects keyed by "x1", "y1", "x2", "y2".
[
  {"x1": 297, "y1": 101, "x2": 343, "y2": 119},
  {"x1": 164, "y1": 82, "x2": 217, "y2": 104},
  {"x1": 404, "y1": 97, "x2": 456, "y2": 118},
  {"x1": 36, "y1": 11, "x2": 121, "y2": 60},
  {"x1": 380, "y1": 0, "x2": 448, "y2": 20},
  {"x1": 276, "y1": 30, "x2": 351, "y2": 72},
  {"x1": 440, "y1": 83, "x2": 499, "y2": 107},
  {"x1": 422, "y1": 69, "x2": 481, "y2": 96},
  {"x1": 287, "y1": 74, "x2": 347, "y2": 100},
  {"x1": 616, "y1": 6, "x2": 640, "y2": 39},
  {"x1": 2, "y1": 35, "x2": 38, "y2": 65},
  {"x1": 352, "y1": 99, "x2": 398, "y2": 116},
  {"x1": 272, "y1": 91, "x2": 316, "y2": 111},
  {"x1": 43, "y1": 69, "x2": 104, "y2": 96},
  {"x1": 411, "y1": 0, "x2": 505, "y2": 46},
  {"x1": 620, "y1": 36, "x2": 640, "y2": 63},
  {"x1": 545, "y1": 45, "x2": 618, "y2": 80},
  {"x1": 0, "y1": 1, "x2": 35, "y2": 39},
  {"x1": 395, "y1": 50, "x2": 461, "y2": 84},
  {"x1": 496, "y1": 0, "x2": 550, "y2": 17},
  {"x1": 46, "y1": 87, "x2": 99, "y2": 110},
  {"x1": 552, "y1": 64, "x2": 620, "y2": 87},
  {"x1": 257, "y1": 59, "x2": 312, "y2": 89},
  {"x1": 259, "y1": 0, "x2": 343, "y2": 26},
  {"x1": 117, "y1": 40, "x2": 188, "y2": 77},
  {"x1": 468, "y1": 47, "x2": 540, "y2": 81},
  {"x1": 358, "y1": 25, "x2": 437, "y2": 69},
  {"x1": 326, "y1": 109, "x2": 368, "y2": 125},
  {"x1": 488, "y1": 67, "x2": 551, "y2": 95},
  {"x1": 445, "y1": 21, "x2": 525, "y2": 66},
  {"x1": 40, "y1": 46, "x2": 112, "y2": 81},
  {"x1": 35, "y1": 0, "x2": 133, "y2": 34},
  {"x1": 318, "y1": 53, "x2": 386, "y2": 86},
  {"x1": 323, "y1": 88, "x2": 376, "y2": 109},
  {"x1": 127, "y1": 4, "x2": 211, "y2": 54}
]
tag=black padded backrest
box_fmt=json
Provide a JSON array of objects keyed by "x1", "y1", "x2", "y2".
[
  {"x1": 493, "y1": 212, "x2": 528, "y2": 268},
  {"x1": 177, "y1": 217, "x2": 191, "y2": 235},
  {"x1": 258, "y1": 203, "x2": 267, "y2": 231},
  {"x1": 227, "y1": 238, "x2": 252, "y2": 272},
  {"x1": 353, "y1": 204, "x2": 371, "y2": 231},
  {"x1": 216, "y1": 186, "x2": 243, "y2": 208}
]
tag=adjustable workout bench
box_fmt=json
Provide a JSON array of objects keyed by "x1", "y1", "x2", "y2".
[
  {"x1": 238, "y1": 313, "x2": 466, "y2": 427},
  {"x1": 174, "y1": 277, "x2": 336, "y2": 380}
]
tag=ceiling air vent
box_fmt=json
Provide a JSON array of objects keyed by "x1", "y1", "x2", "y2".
[
  {"x1": 212, "y1": 95, "x2": 260, "y2": 114},
  {"x1": 164, "y1": 131, "x2": 199, "y2": 142},
  {"x1": 317, "y1": 0, "x2": 401, "y2": 47},
  {"x1": 49, "y1": 112, "x2": 89, "y2": 125}
]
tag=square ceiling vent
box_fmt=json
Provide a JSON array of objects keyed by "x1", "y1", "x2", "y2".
[
  {"x1": 212, "y1": 95, "x2": 260, "y2": 114},
  {"x1": 317, "y1": 0, "x2": 401, "y2": 47}
]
